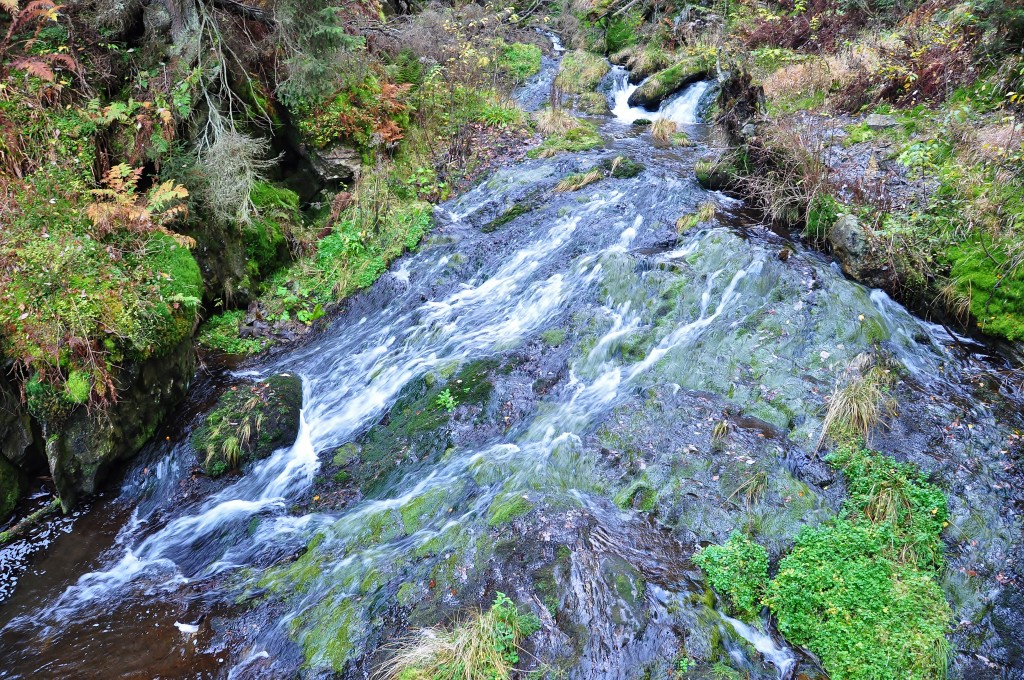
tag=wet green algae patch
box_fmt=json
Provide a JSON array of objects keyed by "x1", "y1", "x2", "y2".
[
  {"x1": 191, "y1": 373, "x2": 302, "y2": 477},
  {"x1": 695, "y1": 445, "x2": 952, "y2": 680}
]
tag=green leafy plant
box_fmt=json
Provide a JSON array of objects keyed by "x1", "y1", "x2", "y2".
[
  {"x1": 766, "y1": 444, "x2": 951, "y2": 680},
  {"x1": 693, "y1": 531, "x2": 769, "y2": 621},
  {"x1": 436, "y1": 388, "x2": 458, "y2": 413}
]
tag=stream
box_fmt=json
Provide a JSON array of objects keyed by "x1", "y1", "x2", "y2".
[{"x1": 1, "y1": 50, "x2": 1023, "y2": 680}]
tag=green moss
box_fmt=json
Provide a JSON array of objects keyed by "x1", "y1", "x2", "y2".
[
  {"x1": 629, "y1": 53, "x2": 714, "y2": 108},
  {"x1": 540, "y1": 328, "x2": 567, "y2": 346},
  {"x1": 484, "y1": 202, "x2": 534, "y2": 233},
  {"x1": 243, "y1": 182, "x2": 299, "y2": 282},
  {"x1": 693, "y1": 532, "x2": 768, "y2": 621},
  {"x1": 528, "y1": 119, "x2": 603, "y2": 158},
  {"x1": 487, "y1": 492, "x2": 533, "y2": 527},
  {"x1": 614, "y1": 479, "x2": 658, "y2": 512},
  {"x1": 948, "y1": 238, "x2": 1024, "y2": 341},
  {"x1": 602, "y1": 155, "x2": 644, "y2": 178},
  {"x1": 293, "y1": 595, "x2": 363, "y2": 671},
  {"x1": 400, "y1": 487, "x2": 452, "y2": 534}
]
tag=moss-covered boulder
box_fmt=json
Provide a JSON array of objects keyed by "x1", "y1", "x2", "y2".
[
  {"x1": 0, "y1": 455, "x2": 24, "y2": 526},
  {"x1": 625, "y1": 45, "x2": 674, "y2": 83},
  {"x1": 628, "y1": 57, "x2": 713, "y2": 109},
  {"x1": 45, "y1": 338, "x2": 197, "y2": 509},
  {"x1": 193, "y1": 373, "x2": 303, "y2": 477}
]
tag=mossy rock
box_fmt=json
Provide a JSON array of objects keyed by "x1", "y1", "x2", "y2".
[
  {"x1": 694, "y1": 158, "x2": 740, "y2": 191},
  {"x1": 0, "y1": 455, "x2": 24, "y2": 526},
  {"x1": 628, "y1": 57, "x2": 713, "y2": 109},
  {"x1": 602, "y1": 156, "x2": 644, "y2": 179},
  {"x1": 193, "y1": 373, "x2": 303, "y2": 477},
  {"x1": 626, "y1": 45, "x2": 674, "y2": 83},
  {"x1": 577, "y1": 91, "x2": 611, "y2": 115}
]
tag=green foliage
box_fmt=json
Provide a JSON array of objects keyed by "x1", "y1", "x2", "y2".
[
  {"x1": 805, "y1": 192, "x2": 841, "y2": 238},
  {"x1": 196, "y1": 310, "x2": 271, "y2": 356},
  {"x1": 693, "y1": 532, "x2": 769, "y2": 621},
  {"x1": 276, "y1": 3, "x2": 368, "y2": 107},
  {"x1": 296, "y1": 71, "x2": 409, "y2": 152},
  {"x1": 436, "y1": 388, "x2": 458, "y2": 412},
  {"x1": 766, "y1": 445, "x2": 951, "y2": 680},
  {"x1": 474, "y1": 100, "x2": 525, "y2": 127},
  {"x1": 540, "y1": 328, "x2": 566, "y2": 346},
  {"x1": 487, "y1": 493, "x2": 533, "y2": 527},
  {"x1": 605, "y1": 12, "x2": 642, "y2": 54},
  {"x1": 498, "y1": 42, "x2": 543, "y2": 82}
]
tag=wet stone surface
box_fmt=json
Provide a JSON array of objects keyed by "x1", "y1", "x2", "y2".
[{"x1": 1, "y1": 76, "x2": 1023, "y2": 680}]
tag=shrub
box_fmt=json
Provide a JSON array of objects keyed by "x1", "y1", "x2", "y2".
[{"x1": 693, "y1": 532, "x2": 769, "y2": 621}]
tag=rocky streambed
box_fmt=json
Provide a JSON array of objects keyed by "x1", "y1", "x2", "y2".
[{"x1": 0, "y1": 70, "x2": 1022, "y2": 680}]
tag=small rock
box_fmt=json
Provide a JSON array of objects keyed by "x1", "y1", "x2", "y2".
[{"x1": 865, "y1": 113, "x2": 897, "y2": 130}]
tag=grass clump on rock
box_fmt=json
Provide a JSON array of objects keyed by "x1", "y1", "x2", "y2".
[
  {"x1": 555, "y1": 50, "x2": 610, "y2": 95},
  {"x1": 192, "y1": 373, "x2": 303, "y2": 477},
  {"x1": 528, "y1": 115, "x2": 603, "y2": 158},
  {"x1": 381, "y1": 592, "x2": 541, "y2": 679}
]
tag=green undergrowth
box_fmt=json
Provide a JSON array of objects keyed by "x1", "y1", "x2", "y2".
[
  {"x1": 497, "y1": 42, "x2": 543, "y2": 83},
  {"x1": 693, "y1": 532, "x2": 769, "y2": 621},
  {"x1": 693, "y1": 444, "x2": 951, "y2": 679},
  {"x1": 769, "y1": 444, "x2": 951, "y2": 680},
  {"x1": 1, "y1": 169, "x2": 200, "y2": 419}
]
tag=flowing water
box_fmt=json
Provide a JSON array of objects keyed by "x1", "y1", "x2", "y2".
[
  {"x1": 607, "y1": 66, "x2": 713, "y2": 125},
  {"x1": 2, "y1": 58, "x2": 1024, "y2": 680}
]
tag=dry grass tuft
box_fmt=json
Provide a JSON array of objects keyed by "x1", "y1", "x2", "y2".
[
  {"x1": 762, "y1": 59, "x2": 832, "y2": 104},
  {"x1": 555, "y1": 168, "x2": 604, "y2": 192},
  {"x1": 818, "y1": 354, "x2": 897, "y2": 449},
  {"x1": 651, "y1": 118, "x2": 677, "y2": 144},
  {"x1": 533, "y1": 107, "x2": 580, "y2": 135},
  {"x1": 377, "y1": 593, "x2": 539, "y2": 680}
]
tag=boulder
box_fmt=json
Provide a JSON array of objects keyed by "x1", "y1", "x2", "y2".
[
  {"x1": 0, "y1": 371, "x2": 35, "y2": 471},
  {"x1": 307, "y1": 144, "x2": 362, "y2": 185},
  {"x1": 45, "y1": 339, "x2": 197, "y2": 509},
  {"x1": 0, "y1": 455, "x2": 24, "y2": 526},
  {"x1": 627, "y1": 58, "x2": 712, "y2": 109},
  {"x1": 865, "y1": 113, "x2": 897, "y2": 130},
  {"x1": 192, "y1": 373, "x2": 303, "y2": 477},
  {"x1": 827, "y1": 213, "x2": 894, "y2": 289}
]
